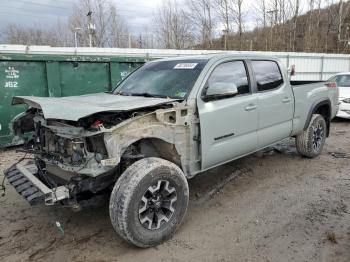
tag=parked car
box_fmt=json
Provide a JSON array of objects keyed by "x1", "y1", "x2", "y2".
[
  {"x1": 4, "y1": 54, "x2": 338, "y2": 247},
  {"x1": 328, "y1": 72, "x2": 350, "y2": 119}
]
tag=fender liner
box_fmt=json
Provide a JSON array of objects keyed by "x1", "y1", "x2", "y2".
[{"x1": 303, "y1": 99, "x2": 331, "y2": 136}]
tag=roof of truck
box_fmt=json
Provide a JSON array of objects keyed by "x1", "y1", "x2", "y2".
[{"x1": 150, "y1": 52, "x2": 281, "y2": 63}]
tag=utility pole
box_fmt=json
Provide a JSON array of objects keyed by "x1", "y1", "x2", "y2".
[
  {"x1": 87, "y1": 11, "x2": 94, "y2": 47},
  {"x1": 338, "y1": 0, "x2": 344, "y2": 42}
]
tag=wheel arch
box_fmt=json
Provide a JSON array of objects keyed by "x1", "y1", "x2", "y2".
[
  {"x1": 304, "y1": 99, "x2": 331, "y2": 136},
  {"x1": 120, "y1": 137, "x2": 184, "y2": 173}
]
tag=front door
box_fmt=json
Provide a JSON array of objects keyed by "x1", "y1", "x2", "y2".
[{"x1": 197, "y1": 61, "x2": 258, "y2": 170}]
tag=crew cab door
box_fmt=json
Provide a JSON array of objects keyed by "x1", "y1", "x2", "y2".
[
  {"x1": 250, "y1": 60, "x2": 294, "y2": 147},
  {"x1": 197, "y1": 60, "x2": 258, "y2": 170}
]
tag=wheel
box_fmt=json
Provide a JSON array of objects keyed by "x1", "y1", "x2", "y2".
[
  {"x1": 109, "y1": 157, "x2": 189, "y2": 247},
  {"x1": 296, "y1": 114, "x2": 327, "y2": 158}
]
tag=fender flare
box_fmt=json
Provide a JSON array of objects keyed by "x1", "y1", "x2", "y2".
[{"x1": 303, "y1": 99, "x2": 331, "y2": 133}]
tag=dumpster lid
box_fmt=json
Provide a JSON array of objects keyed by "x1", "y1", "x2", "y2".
[{"x1": 12, "y1": 93, "x2": 177, "y2": 121}]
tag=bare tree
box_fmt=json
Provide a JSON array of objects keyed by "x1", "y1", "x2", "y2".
[
  {"x1": 154, "y1": 0, "x2": 195, "y2": 49},
  {"x1": 107, "y1": 6, "x2": 129, "y2": 48},
  {"x1": 187, "y1": 0, "x2": 214, "y2": 48},
  {"x1": 68, "y1": 0, "x2": 129, "y2": 47},
  {"x1": 304, "y1": 0, "x2": 315, "y2": 52},
  {"x1": 335, "y1": 0, "x2": 350, "y2": 52},
  {"x1": 215, "y1": 0, "x2": 231, "y2": 33},
  {"x1": 313, "y1": 0, "x2": 323, "y2": 52},
  {"x1": 2, "y1": 23, "x2": 64, "y2": 46},
  {"x1": 287, "y1": 0, "x2": 301, "y2": 51},
  {"x1": 254, "y1": 0, "x2": 267, "y2": 28},
  {"x1": 229, "y1": 0, "x2": 245, "y2": 50}
]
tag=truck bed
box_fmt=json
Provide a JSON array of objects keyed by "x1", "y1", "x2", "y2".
[{"x1": 291, "y1": 80, "x2": 338, "y2": 136}]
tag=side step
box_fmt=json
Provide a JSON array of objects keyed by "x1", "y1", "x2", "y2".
[{"x1": 4, "y1": 161, "x2": 44, "y2": 205}]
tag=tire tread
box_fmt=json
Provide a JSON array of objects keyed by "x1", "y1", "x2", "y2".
[
  {"x1": 109, "y1": 157, "x2": 188, "y2": 247},
  {"x1": 296, "y1": 114, "x2": 327, "y2": 158}
]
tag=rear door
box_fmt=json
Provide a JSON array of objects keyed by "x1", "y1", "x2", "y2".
[
  {"x1": 197, "y1": 60, "x2": 258, "y2": 170},
  {"x1": 250, "y1": 60, "x2": 294, "y2": 147}
]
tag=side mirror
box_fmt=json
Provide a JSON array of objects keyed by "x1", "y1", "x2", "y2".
[{"x1": 204, "y1": 82, "x2": 238, "y2": 102}]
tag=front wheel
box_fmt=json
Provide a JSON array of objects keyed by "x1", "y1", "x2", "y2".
[
  {"x1": 109, "y1": 157, "x2": 189, "y2": 247},
  {"x1": 296, "y1": 114, "x2": 327, "y2": 158}
]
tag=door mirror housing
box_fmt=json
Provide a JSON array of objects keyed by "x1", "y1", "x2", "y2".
[{"x1": 203, "y1": 82, "x2": 238, "y2": 102}]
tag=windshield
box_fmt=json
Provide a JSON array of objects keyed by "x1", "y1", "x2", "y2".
[
  {"x1": 329, "y1": 75, "x2": 350, "y2": 87},
  {"x1": 113, "y1": 59, "x2": 208, "y2": 99}
]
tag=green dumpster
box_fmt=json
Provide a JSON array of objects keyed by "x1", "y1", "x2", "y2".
[{"x1": 0, "y1": 52, "x2": 145, "y2": 147}]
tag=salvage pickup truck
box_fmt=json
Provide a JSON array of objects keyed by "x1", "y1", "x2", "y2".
[{"x1": 4, "y1": 54, "x2": 338, "y2": 247}]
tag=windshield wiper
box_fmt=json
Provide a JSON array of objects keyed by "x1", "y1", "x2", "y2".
[{"x1": 127, "y1": 92, "x2": 170, "y2": 98}]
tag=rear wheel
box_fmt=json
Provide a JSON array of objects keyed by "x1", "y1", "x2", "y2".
[
  {"x1": 296, "y1": 114, "x2": 327, "y2": 158},
  {"x1": 109, "y1": 157, "x2": 189, "y2": 247}
]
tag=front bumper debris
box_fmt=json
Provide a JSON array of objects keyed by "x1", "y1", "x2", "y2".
[{"x1": 3, "y1": 160, "x2": 69, "y2": 205}]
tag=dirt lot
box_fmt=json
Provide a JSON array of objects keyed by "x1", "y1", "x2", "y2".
[{"x1": 1, "y1": 120, "x2": 350, "y2": 262}]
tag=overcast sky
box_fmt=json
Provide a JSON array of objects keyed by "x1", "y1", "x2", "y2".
[
  {"x1": 0, "y1": 0, "x2": 336, "y2": 36},
  {"x1": 0, "y1": 0, "x2": 162, "y2": 34}
]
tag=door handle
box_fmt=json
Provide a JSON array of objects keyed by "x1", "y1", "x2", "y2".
[
  {"x1": 245, "y1": 104, "x2": 257, "y2": 111},
  {"x1": 282, "y1": 97, "x2": 291, "y2": 103}
]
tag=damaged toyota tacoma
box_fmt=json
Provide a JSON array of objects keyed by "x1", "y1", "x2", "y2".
[{"x1": 4, "y1": 54, "x2": 338, "y2": 247}]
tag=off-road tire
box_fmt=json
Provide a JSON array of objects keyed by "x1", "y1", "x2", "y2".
[
  {"x1": 109, "y1": 157, "x2": 189, "y2": 248},
  {"x1": 296, "y1": 114, "x2": 327, "y2": 158}
]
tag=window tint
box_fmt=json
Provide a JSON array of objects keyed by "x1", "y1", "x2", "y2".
[
  {"x1": 207, "y1": 61, "x2": 250, "y2": 96},
  {"x1": 252, "y1": 61, "x2": 284, "y2": 91}
]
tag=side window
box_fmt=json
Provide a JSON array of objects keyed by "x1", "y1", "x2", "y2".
[
  {"x1": 336, "y1": 75, "x2": 350, "y2": 87},
  {"x1": 252, "y1": 61, "x2": 284, "y2": 92},
  {"x1": 206, "y1": 61, "x2": 250, "y2": 96}
]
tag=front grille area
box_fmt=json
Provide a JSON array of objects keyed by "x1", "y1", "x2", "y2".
[
  {"x1": 33, "y1": 125, "x2": 87, "y2": 167},
  {"x1": 29, "y1": 119, "x2": 108, "y2": 168}
]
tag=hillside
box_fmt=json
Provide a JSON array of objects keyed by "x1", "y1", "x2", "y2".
[{"x1": 208, "y1": 1, "x2": 350, "y2": 54}]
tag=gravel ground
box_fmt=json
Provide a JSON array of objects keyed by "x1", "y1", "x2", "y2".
[{"x1": 1, "y1": 120, "x2": 350, "y2": 262}]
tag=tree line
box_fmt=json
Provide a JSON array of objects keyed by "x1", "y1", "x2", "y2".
[{"x1": 1, "y1": 0, "x2": 349, "y2": 54}]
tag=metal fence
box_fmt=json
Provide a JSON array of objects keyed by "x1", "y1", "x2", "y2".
[{"x1": 2, "y1": 45, "x2": 350, "y2": 80}]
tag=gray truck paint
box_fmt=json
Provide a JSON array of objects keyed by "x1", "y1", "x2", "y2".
[{"x1": 12, "y1": 54, "x2": 339, "y2": 179}]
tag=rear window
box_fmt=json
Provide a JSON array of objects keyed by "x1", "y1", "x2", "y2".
[{"x1": 252, "y1": 61, "x2": 284, "y2": 91}]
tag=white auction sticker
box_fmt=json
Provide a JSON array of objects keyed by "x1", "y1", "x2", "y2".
[{"x1": 174, "y1": 63, "x2": 198, "y2": 69}]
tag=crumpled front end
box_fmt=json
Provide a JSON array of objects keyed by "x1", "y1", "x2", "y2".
[
  {"x1": 8, "y1": 94, "x2": 186, "y2": 207},
  {"x1": 8, "y1": 110, "x2": 118, "y2": 206},
  {"x1": 20, "y1": 113, "x2": 113, "y2": 177}
]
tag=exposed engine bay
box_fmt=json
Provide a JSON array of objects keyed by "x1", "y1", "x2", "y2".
[{"x1": 15, "y1": 106, "x2": 162, "y2": 180}]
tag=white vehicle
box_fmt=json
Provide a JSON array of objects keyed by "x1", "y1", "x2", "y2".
[{"x1": 328, "y1": 73, "x2": 350, "y2": 119}]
